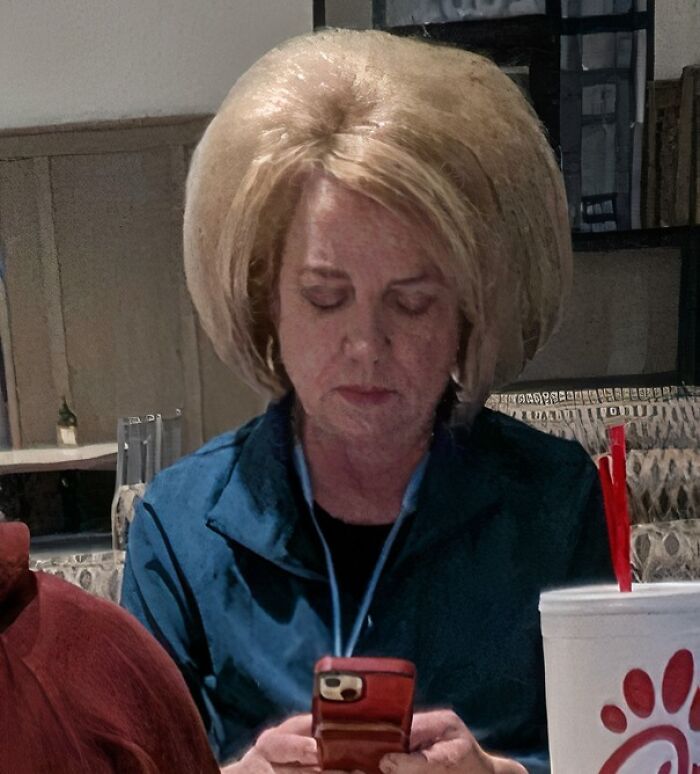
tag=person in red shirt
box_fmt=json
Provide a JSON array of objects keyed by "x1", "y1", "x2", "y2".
[{"x1": 0, "y1": 521, "x2": 219, "y2": 773}]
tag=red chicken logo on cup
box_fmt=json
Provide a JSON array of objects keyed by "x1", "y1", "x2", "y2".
[{"x1": 599, "y1": 649, "x2": 700, "y2": 773}]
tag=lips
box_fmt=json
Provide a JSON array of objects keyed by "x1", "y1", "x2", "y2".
[{"x1": 335, "y1": 386, "x2": 395, "y2": 405}]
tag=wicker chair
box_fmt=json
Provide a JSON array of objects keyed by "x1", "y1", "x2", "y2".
[{"x1": 487, "y1": 386, "x2": 700, "y2": 582}]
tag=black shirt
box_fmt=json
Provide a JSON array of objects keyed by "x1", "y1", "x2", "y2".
[{"x1": 312, "y1": 503, "x2": 393, "y2": 613}]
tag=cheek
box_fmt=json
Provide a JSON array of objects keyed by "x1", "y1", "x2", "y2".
[
  {"x1": 394, "y1": 312, "x2": 460, "y2": 369},
  {"x1": 392, "y1": 336, "x2": 455, "y2": 395},
  {"x1": 277, "y1": 303, "x2": 340, "y2": 373}
]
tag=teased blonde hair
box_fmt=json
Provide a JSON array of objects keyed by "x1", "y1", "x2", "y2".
[{"x1": 184, "y1": 28, "x2": 572, "y2": 407}]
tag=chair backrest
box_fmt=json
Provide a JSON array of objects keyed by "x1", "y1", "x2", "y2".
[
  {"x1": 487, "y1": 386, "x2": 700, "y2": 581},
  {"x1": 486, "y1": 386, "x2": 700, "y2": 456},
  {"x1": 115, "y1": 410, "x2": 183, "y2": 488},
  {"x1": 111, "y1": 410, "x2": 182, "y2": 551}
]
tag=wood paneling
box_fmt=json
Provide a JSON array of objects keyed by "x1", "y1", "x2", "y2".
[
  {"x1": 644, "y1": 66, "x2": 700, "y2": 228},
  {"x1": 0, "y1": 116, "x2": 211, "y2": 161},
  {"x1": 0, "y1": 116, "x2": 264, "y2": 452},
  {"x1": 50, "y1": 148, "x2": 186, "y2": 443},
  {"x1": 0, "y1": 159, "x2": 56, "y2": 445},
  {"x1": 34, "y1": 158, "x2": 72, "y2": 406}
]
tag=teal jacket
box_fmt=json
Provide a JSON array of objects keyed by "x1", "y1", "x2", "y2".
[{"x1": 120, "y1": 393, "x2": 613, "y2": 768}]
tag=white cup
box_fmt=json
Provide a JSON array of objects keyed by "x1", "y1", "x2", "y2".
[{"x1": 539, "y1": 583, "x2": 700, "y2": 774}]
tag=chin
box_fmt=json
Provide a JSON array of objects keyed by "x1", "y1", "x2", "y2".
[
  {"x1": 302, "y1": 390, "x2": 428, "y2": 442},
  {"x1": 324, "y1": 402, "x2": 415, "y2": 443}
]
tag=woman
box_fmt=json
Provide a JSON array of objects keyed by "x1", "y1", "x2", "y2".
[{"x1": 121, "y1": 29, "x2": 612, "y2": 772}]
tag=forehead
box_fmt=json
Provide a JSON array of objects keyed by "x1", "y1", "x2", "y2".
[{"x1": 282, "y1": 173, "x2": 443, "y2": 278}]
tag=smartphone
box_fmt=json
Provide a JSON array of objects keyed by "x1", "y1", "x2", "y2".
[{"x1": 312, "y1": 656, "x2": 416, "y2": 773}]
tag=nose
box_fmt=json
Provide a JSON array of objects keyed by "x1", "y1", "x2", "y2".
[{"x1": 341, "y1": 305, "x2": 390, "y2": 365}]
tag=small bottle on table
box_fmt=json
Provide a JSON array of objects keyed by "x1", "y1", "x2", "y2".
[{"x1": 57, "y1": 397, "x2": 78, "y2": 447}]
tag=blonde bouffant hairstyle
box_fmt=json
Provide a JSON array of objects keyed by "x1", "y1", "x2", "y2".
[{"x1": 184, "y1": 28, "x2": 572, "y2": 409}]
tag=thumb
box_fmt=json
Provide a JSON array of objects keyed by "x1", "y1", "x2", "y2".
[
  {"x1": 255, "y1": 733, "x2": 318, "y2": 765},
  {"x1": 379, "y1": 752, "x2": 430, "y2": 774},
  {"x1": 273, "y1": 714, "x2": 313, "y2": 736},
  {"x1": 380, "y1": 738, "x2": 483, "y2": 774}
]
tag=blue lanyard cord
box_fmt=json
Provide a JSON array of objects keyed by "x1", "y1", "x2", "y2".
[{"x1": 293, "y1": 443, "x2": 429, "y2": 658}]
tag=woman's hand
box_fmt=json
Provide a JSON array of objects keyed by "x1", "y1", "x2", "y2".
[
  {"x1": 220, "y1": 714, "x2": 321, "y2": 773},
  {"x1": 379, "y1": 710, "x2": 527, "y2": 774}
]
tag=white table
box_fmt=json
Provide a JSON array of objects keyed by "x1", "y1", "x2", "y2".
[{"x1": 0, "y1": 443, "x2": 118, "y2": 474}]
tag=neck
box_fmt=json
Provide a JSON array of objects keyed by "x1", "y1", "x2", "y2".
[{"x1": 297, "y1": 407, "x2": 433, "y2": 525}]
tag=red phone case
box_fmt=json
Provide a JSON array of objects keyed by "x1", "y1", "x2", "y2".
[{"x1": 312, "y1": 656, "x2": 416, "y2": 773}]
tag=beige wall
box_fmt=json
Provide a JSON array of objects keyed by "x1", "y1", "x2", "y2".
[
  {"x1": 518, "y1": 248, "x2": 682, "y2": 384},
  {"x1": 0, "y1": 0, "x2": 313, "y2": 129},
  {"x1": 0, "y1": 160, "x2": 56, "y2": 446},
  {"x1": 655, "y1": 2, "x2": 700, "y2": 80}
]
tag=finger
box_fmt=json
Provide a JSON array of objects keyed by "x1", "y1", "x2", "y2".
[
  {"x1": 380, "y1": 739, "x2": 481, "y2": 774},
  {"x1": 409, "y1": 710, "x2": 466, "y2": 749},
  {"x1": 379, "y1": 752, "x2": 429, "y2": 774},
  {"x1": 491, "y1": 756, "x2": 528, "y2": 774},
  {"x1": 272, "y1": 714, "x2": 314, "y2": 736},
  {"x1": 230, "y1": 749, "x2": 274, "y2": 774},
  {"x1": 419, "y1": 738, "x2": 477, "y2": 767},
  {"x1": 255, "y1": 732, "x2": 318, "y2": 766},
  {"x1": 272, "y1": 768, "x2": 322, "y2": 774}
]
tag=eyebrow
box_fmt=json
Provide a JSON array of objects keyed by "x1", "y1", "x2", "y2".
[
  {"x1": 387, "y1": 272, "x2": 434, "y2": 287},
  {"x1": 299, "y1": 267, "x2": 436, "y2": 286}
]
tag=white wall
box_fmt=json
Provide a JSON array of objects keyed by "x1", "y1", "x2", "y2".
[
  {"x1": 655, "y1": 2, "x2": 700, "y2": 79},
  {"x1": 0, "y1": 0, "x2": 312, "y2": 129}
]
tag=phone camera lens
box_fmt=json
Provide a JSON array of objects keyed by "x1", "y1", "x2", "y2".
[
  {"x1": 341, "y1": 688, "x2": 358, "y2": 701},
  {"x1": 324, "y1": 677, "x2": 341, "y2": 688}
]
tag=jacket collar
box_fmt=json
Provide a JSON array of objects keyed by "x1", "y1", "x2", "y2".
[
  {"x1": 205, "y1": 393, "x2": 503, "y2": 577},
  {"x1": 398, "y1": 415, "x2": 504, "y2": 562},
  {"x1": 205, "y1": 392, "x2": 327, "y2": 580}
]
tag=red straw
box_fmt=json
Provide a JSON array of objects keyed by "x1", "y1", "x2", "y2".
[
  {"x1": 609, "y1": 424, "x2": 632, "y2": 592},
  {"x1": 596, "y1": 423, "x2": 632, "y2": 592}
]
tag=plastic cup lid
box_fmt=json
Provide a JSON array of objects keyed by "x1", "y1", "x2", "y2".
[{"x1": 539, "y1": 582, "x2": 700, "y2": 617}]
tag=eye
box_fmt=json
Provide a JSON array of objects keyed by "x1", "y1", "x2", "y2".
[
  {"x1": 392, "y1": 292, "x2": 435, "y2": 316},
  {"x1": 300, "y1": 286, "x2": 347, "y2": 310}
]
